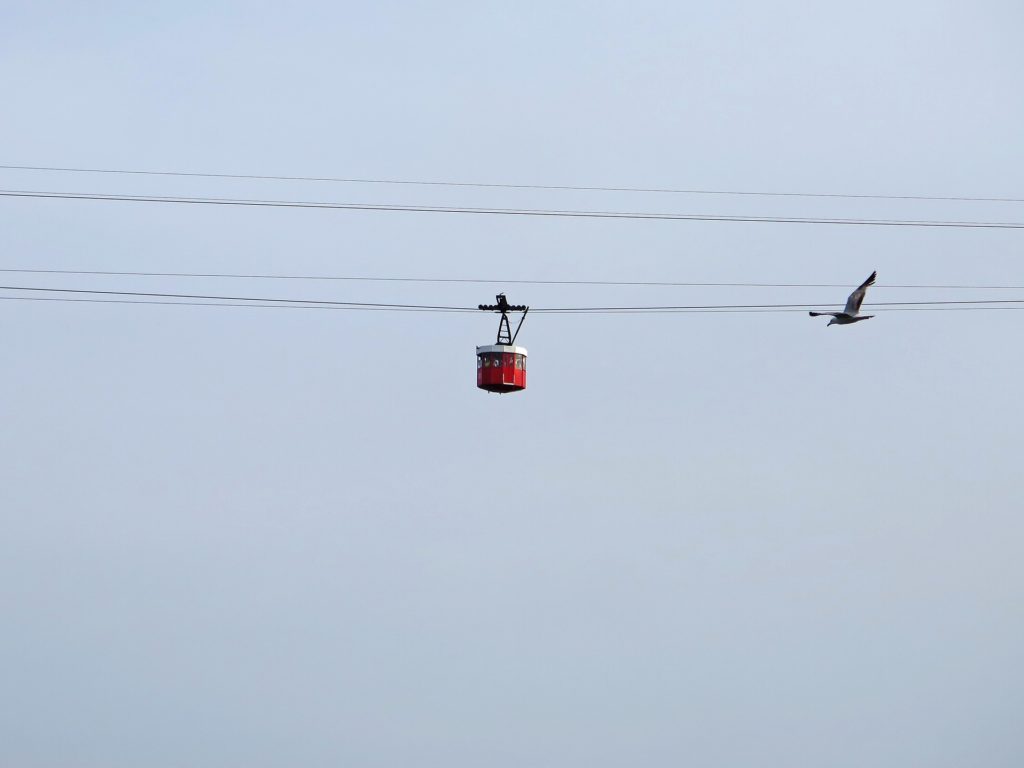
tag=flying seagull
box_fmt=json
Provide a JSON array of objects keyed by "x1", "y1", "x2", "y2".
[{"x1": 809, "y1": 271, "x2": 877, "y2": 326}]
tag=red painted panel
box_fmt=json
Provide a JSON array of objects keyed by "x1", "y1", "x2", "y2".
[{"x1": 477, "y1": 352, "x2": 526, "y2": 393}]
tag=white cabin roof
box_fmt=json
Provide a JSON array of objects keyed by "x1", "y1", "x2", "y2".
[{"x1": 476, "y1": 344, "x2": 528, "y2": 356}]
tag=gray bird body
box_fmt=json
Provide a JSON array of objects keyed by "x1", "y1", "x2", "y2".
[{"x1": 810, "y1": 271, "x2": 876, "y2": 326}]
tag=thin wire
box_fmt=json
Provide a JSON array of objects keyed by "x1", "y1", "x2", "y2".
[
  {"x1": 0, "y1": 285, "x2": 475, "y2": 311},
  {"x1": 5, "y1": 294, "x2": 1024, "y2": 315},
  {"x1": 0, "y1": 295, "x2": 466, "y2": 313},
  {"x1": 4, "y1": 284, "x2": 1024, "y2": 313},
  {"x1": 3, "y1": 267, "x2": 1024, "y2": 291},
  {"x1": 4, "y1": 189, "x2": 1024, "y2": 229},
  {"x1": 2, "y1": 163, "x2": 1022, "y2": 204},
  {"x1": 533, "y1": 298, "x2": 1024, "y2": 312},
  {"x1": 540, "y1": 306, "x2": 1024, "y2": 314}
]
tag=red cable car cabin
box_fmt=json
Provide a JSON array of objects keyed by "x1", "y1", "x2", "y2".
[
  {"x1": 476, "y1": 344, "x2": 527, "y2": 393},
  {"x1": 476, "y1": 294, "x2": 529, "y2": 394}
]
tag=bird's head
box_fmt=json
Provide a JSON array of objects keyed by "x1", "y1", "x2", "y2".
[{"x1": 827, "y1": 317, "x2": 839, "y2": 327}]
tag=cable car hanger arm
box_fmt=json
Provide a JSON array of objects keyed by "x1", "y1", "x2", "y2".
[{"x1": 511, "y1": 307, "x2": 528, "y2": 345}]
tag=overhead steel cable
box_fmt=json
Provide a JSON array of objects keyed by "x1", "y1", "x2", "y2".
[
  {"x1": 6, "y1": 268, "x2": 1024, "y2": 290},
  {"x1": 0, "y1": 295, "x2": 468, "y2": 313},
  {"x1": 0, "y1": 285, "x2": 474, "y2": 312},
  {"x1": 4, "y1": 189, "x2": 1024, "y2": 229},
  {"x1": 4, "y1": 284, "x2": 1024, "y2": 313},
  {"x1": 4, "y1": 294, "x2": 1024, "y2": 314},
  {"x1": 1, "y1": 267, "x2": 1023, "y2": 291},
  {"x1": 2, "y1": 163, "x2": 1022, "y2": 204},
  {"x1": 533, "y1": 306, "x2": 1024, "y2": 314},
  {"x1": 533, "y1": 299, "x2": 1024, "y2": 312}
]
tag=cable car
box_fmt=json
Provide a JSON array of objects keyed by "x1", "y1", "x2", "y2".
[{"x1": 477, "y1": 294, "x2": 528, "y2": 394}]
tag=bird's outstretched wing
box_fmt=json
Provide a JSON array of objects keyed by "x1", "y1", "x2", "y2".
[
  {"x1": 809, "y1": 311, "x2": 841, "y2": 317},
  {"x1": 843, "y1": 271, "x2": 876, "y2": 316}
]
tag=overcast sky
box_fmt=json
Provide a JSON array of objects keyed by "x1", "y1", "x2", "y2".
[{"x1": 2, "y1": 2, "x2": 1022, "y2": 766}]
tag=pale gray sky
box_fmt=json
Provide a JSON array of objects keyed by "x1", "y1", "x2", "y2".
[{"x1": 1, "y1": 2, "x2": 1022, "y2": 766}]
